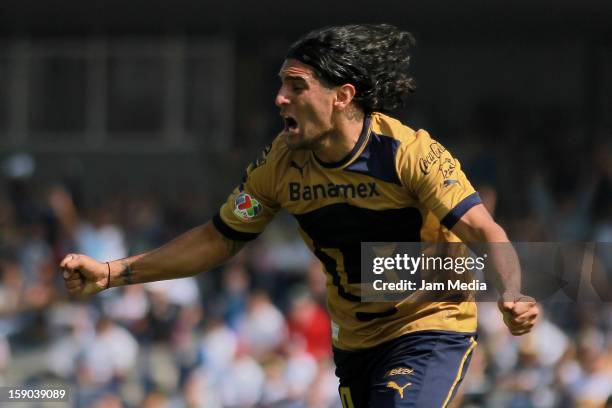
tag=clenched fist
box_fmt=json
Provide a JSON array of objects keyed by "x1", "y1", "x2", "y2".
[
  {"x1": 498, "y1": 293, "x2": 539, "y2": 336},
  {"x1": 60, "y1": 254, "x2": 110, "y2": 297}
]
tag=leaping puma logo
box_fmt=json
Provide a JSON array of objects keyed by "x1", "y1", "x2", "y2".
[{"x1": 386, "y1": 381, "x2": 412, "y2": 399}]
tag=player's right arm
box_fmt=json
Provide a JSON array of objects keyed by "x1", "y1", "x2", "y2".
[
  {"x1": 61, "y1": 220, "x2": 244, "y2": 296},
  {"x1": 61, "y1": 139, "x2": 281, "y2": 297}
]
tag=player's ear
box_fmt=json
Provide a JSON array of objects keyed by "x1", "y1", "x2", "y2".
[{"x1": 334, "y1": 83, "x2": 356, "y2": 110}]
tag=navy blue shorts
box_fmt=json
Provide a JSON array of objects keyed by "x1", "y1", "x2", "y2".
[{"x1": 334, "y1": 330, "x2": 477, "y2": 408}]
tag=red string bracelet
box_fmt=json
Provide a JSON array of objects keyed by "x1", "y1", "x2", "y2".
[{"x1": 105, "y1": 262, "x2": 111, "y2": 289}]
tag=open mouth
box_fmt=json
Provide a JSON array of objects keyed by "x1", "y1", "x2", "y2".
[{"x1": 283, "y1": 116, "x2": 299, "y2": 132}]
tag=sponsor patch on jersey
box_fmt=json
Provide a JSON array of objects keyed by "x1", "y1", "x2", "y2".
[
  {"x1": 418, "y1": 141, "x2": 447, "y2": 174},
  {"x1": 233, "y1": 192, "x2": 262, "y2": 221},
  {"x1": 288, "y1": 182, "x2": 380, "y2": 201}
]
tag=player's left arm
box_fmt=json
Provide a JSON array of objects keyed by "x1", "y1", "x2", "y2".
[
  {"x1": 451, "y1": 203, "x2": 539, "y2": 336},
  {"x1": 398, "y1": 129, "x2": 539, "y2": 335}
]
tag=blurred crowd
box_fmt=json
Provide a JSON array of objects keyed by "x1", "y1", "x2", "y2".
[
  {"x1": 0, "y1": 137, "x2": 611, "y2": 408},
  {"x1": 0, "y1": 176, "x2": 340, "y2": 408}
]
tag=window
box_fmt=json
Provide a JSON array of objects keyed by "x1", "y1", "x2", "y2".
[
  {"x1": 107, "y1": 54, "x2": 164, "y2": 138},
  {"x1": 0, "y1": 37, "x2": 234, "y2": 152},
  {"x1": 28, "y1": 56, "x2": 87, "y2": 137}
]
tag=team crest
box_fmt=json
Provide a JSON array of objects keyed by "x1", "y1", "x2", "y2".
[
  {"x1": 440, "y1": 157, "x2": 456, "y2": 179},
  {"x1": 233, "y1": 192, "x2": 262, "y2": 221}
]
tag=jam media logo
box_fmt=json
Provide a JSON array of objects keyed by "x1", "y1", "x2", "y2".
[{"x1": 233, "y1": 192, "x2": 262, "y2": 221}]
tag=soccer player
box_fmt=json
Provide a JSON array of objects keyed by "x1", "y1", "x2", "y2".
[{"x1": 61, "y1": 24, "x2": 539, "y2": 407}]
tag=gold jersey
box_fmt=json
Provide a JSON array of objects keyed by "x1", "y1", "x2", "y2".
[{"x1": 214, "y1": 112, "x2": 482, "y2": 350}]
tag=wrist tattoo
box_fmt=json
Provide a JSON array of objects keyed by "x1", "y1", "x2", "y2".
[{"x1": 120, "y1": 261, "x2": 134, "y2": 284}]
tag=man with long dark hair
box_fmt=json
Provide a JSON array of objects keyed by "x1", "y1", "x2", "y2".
[{"x1": 61, "y1": 24, "x2": 539, "y2": 407}]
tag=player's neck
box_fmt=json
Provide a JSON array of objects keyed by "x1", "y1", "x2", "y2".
[{"x1": 314, "y1": 112, "x2": 366, "y2": 164}]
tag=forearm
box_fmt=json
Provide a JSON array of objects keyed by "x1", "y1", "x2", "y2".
[
  {"x1": 106, "y1": 220, "x2": 243, "y2": 287},
  {"x1": 477, "y1": 223, "x2": 521, "y2": 297},
  {"x1": 451, "y1": 205, "x2": 521, "y2": 297},
  {"x1": 451, "y1": 206, "x2": 538, "y2": 335}
]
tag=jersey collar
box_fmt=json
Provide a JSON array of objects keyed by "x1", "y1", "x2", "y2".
[{"x1": 312, "y1": 115, "x2": 372, "y2": 169}]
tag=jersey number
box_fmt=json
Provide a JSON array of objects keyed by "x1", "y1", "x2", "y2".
[{"x1": 314, "y1": 245, "x2": 361, "y2": 302}]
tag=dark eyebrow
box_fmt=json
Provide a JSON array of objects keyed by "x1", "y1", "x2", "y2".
[{"x1": 278, "y1": 74, "x2": 308, "y2": 83}]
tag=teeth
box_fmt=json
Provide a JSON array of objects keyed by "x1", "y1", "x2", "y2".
[{"x1": 281, "y1": 115, "x2": 298, "y2": 131}]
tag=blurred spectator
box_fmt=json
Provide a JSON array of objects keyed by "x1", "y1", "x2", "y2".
[
  {"x1": 260, "y1": 353, "x2": 290, "y2": 405},
  {"x1": 46, "y1": 306, "x2": 95, "y2": 379},
  {"x1": 218, "y1": 350, "x2": 265, "y2": 407},
  {"x1": 146, "y1": 277, "x2": 201, "y2": 308},
  {"x1": 287, "y1": 286, "x2": 331, "y2": 360},
  {"x1": 182, "y1": 368, "x2": 223, "y2": 408},
  {"x1": 566, "y1": 328, "x2": 612, "y2": 407},
  {"x1": 142, "y1": 391, "x2": 170, "y2": 408},
  {"x1": 284, "y1": 341, "x2": 318, "y2": 400},
  {"x1": 0, "y1": 335, "x2": 10, "y2": 383},
  {"x1": 91, "y1": 393, "x2": 125, "y2": 408},
  {"x1": 306, "y1": 260, "x2": 328, "y2": 306},
  {"x1": 199, "y1": 318, "x2": 238, "y2": 378},
  {"x1": 103, "y1": 285, "x2": 150, "y2": 334},
  {"x1": 77, "y1": 316, "x2": 139, "y2": 386},
  {"x1": 306, "y1": 359, "x2": 343, "y2": 408},
  {"x1": 220, "y1": 263, "x2": 250, "y2": 330},
  {"x1": 236, "y1": 291, "x2": 287, "y2": 359}
]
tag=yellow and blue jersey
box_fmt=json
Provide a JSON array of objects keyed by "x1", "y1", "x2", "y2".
[{"x1": 213, "y1": 112, "x2": 482, "y2": 351}]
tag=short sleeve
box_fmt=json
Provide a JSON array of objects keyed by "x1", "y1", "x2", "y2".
[
  {"x1": 213, "y1": 143, "x2": 281, "y2": 241},
  {"x1": 398, "y1": 129, "x2": 481, "y2": 230}
]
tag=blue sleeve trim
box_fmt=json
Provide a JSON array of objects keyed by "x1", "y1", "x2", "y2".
[
  {"x1": 441, "y1": 192, "x2": 482, "y2": 230},
  {"x1": 212, "y1": 213, "x2": 260, "y2": 242}
]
